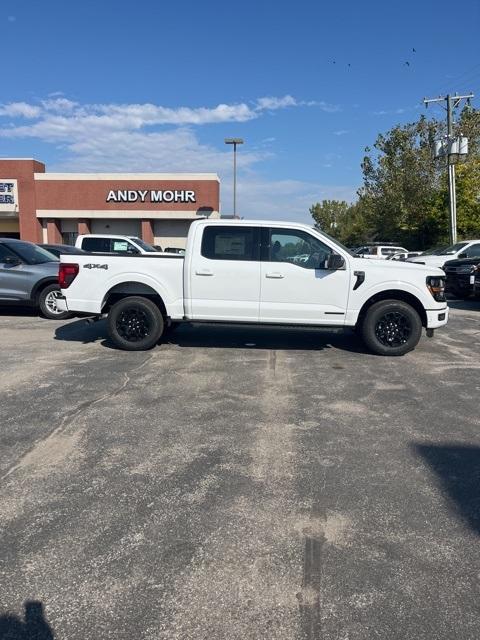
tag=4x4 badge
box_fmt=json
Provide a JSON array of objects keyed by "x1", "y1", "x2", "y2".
[{"x1": 84, "y1": 263, "x2": 108, "y2": 270}]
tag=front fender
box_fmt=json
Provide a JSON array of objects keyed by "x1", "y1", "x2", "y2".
[{"x1": 346, "y1": 279, "x2": 432, "y2": 324}]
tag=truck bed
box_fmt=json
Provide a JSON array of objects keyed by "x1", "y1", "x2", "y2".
[{"x1": 59, "y1": 253, "x2": 185, "y2": 317}]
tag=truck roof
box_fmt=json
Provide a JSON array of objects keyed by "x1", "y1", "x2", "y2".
[{"x1": 196, "y1": 218, "x2": 316, "y2": 230}]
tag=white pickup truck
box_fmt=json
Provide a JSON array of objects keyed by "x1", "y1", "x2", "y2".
[{"x1": 57, "y1": 219, "x2": 449, "y2": 355}]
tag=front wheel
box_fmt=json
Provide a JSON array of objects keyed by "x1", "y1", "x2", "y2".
[
  {"x1": 38, "y1": 284, "x2": 72, "y2": 320},
  {"x1": 107, "y1": 296, "x2": 164, "y2": 351},
  {"x1": 360, "y1": 300, "x2": 422, "y2": 356}
]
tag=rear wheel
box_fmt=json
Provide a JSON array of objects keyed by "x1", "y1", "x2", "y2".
[
  {"x1": 360, "y1": 299, "x2": 422, "y2": 356},
  {"x1": 38, "y1": 284, "x2": 72, "y2": 320},
  {"x1": 108, "y1": 296, "x2": 164, "y2": 351}
]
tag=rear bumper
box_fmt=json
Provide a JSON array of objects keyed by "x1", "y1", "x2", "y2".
[
  {"x1": 55, "y1": 292, "x2": 68, "y2": 313},
  {"x1": 425, "y1": 306, "x2": 449, "y2": 329}
]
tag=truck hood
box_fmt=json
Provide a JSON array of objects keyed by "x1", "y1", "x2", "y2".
[
  {"x1": 352, "y1": 256, "x2": 444, "y2": 276},
  {"x1": 405, "y1": 254, "x2": 452, "y2": 268},
  {"x1": 444, "y1": 256, "x2": 480, "y2": 268}
]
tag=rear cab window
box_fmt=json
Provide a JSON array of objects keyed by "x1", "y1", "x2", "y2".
[{"x1": 201, "y1": 226, "x2": 260, "y2": 261}]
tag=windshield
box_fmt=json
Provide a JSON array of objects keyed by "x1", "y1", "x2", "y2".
[
  {"x1": 423, "y1": 242, "x2": 468, "y2": 256},
  {"x1": 129, "y1": 237, "x2": 157, "y2": 252},
  {"x1": 7, "y1": 242, "x2": 58, "y2": 264},
  {"x1": 313, "y1": 227, "x2": 355, "y2": 256}
]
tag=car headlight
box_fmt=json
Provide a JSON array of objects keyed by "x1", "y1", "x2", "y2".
[{"x1": 426, "y1": 275, "x2": 446, "y2": 302}]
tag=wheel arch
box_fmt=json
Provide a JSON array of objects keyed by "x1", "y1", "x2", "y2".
[
  {"x1": 31, "y1": 277, "x2": 59, "y2": 303},
  {"x1": 101, "y1": 281, "x2": 167, "y2": 318},
  {"x1": 356, "y1": 290, "x2": 427, "y2": 328}
]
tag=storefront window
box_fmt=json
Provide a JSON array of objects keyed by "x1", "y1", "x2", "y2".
[{"x1": 62, "y1": 232, "x2": 78, "y2": 246}]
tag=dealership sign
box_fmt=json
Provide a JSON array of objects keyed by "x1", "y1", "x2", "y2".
[
  {"x1": 0, "y1": 179, "x2": 18, "y2": 213},
  {"x1": 106, "y1": 189, "x2": 196, "y2": 204}
]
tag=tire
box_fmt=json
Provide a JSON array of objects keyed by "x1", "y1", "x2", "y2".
[
  {"x1": 107, "y1": 296, "x2": 164, "y2": 351},
  {"x1": 38, "y1": 283, "x2": 72, "y2": 320},
  {"x1": 360, "y1": 299, "x2": 422, "y2": 356}
]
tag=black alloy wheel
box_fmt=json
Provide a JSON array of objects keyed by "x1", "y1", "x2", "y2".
[
  {"x1": 117, "y1": 306, "x2": 152, "y2": 342},
  {"x1": 374, "y1": 311, "x2": 412, "y2": 348},
  {"x1": 360, "y1": 299, "x2": 422, "y2": 356},
  {"x1": 107, "y1": 296, "x2": 164, "y2": 351}
]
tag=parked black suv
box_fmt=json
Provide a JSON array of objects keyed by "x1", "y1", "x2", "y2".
[{"x1": 444, "y1": 256, "x2": 480, "y2": 299}]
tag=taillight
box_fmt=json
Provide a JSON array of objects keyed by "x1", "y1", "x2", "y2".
[{"x1": 59, "y1": 263, "x2": 79, "y2": 288}]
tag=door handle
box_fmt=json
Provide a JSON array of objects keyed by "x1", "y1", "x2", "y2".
[
  {"x1": 195, "y1": 269, "x2": 214, "y2": 276},
  {"x1": 265, "y1": 272, "x2": 285, "y2": 279}
]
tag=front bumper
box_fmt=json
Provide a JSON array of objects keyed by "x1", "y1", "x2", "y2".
[{"x1": 425, "y1": 306, "x2": 449, "y2": 329}]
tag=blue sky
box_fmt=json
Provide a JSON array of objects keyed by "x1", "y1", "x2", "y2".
[{"x1": 1, "y1": 0, "x2": 479, "y2": 221}]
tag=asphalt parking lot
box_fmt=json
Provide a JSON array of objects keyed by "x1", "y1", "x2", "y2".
[{"x1": 1, "y1": 301, "x2": 479, "y2": 640}]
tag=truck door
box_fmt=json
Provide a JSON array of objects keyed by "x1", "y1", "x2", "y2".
[
  {"x1": 259, "y1": 227, "x2": 350, "y2": 324},
  {"x1": 189, "y1": 225, "x2": 261, "y2": 321}
]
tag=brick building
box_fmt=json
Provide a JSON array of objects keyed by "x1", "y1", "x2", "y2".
[{"x1": 0, "y1": 159, "x2": 220, "y2": 248}]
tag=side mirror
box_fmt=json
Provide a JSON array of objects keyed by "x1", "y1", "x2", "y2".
[
  {"x1": 326, "y1": 254, "x2": 345, "y2": 270},
  {"x1": 458, "y1": 252, "x2": 468, "y2": 259},
  {"x1": 4, "y1": 255, "x2": 21, "y2": 266}
]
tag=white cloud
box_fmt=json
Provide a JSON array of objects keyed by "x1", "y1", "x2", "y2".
[
  {"x1": 0, "y1": 94, "x2": 354, "y2": 221},
  {"x1": 229, "y1": 178, "x2": 356, "y2": 221},
  {"x1": 256, "y1": 95, "x2": 298, "y2": 110},
  {"x1": 0, "y1": 102, "x2": 41, "y2": 118},
  {"x1": 333, "y1": 129, "x2": 349, "y2": 136}
]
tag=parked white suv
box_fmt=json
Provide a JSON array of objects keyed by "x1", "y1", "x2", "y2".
[
  {"x1": 354, "y1": 244, "x2": 408, "y2": 259},
  {"x1": 57, "y1": 219, "x2": 448, "y2": 356},
  {"x1": 406, "y1": 240, "x2": 480, "y2": 269},
  {"x1": 75, "y1": 234, "x2": 159, "y2": 255}
]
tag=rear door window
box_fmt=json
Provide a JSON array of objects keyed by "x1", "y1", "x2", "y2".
[
  {"x1": 82, "y1": 237, "x2": 111, "y2": 252},
  {"x1": 201, "y1": 226, "x2": 259, "y2": 261}
]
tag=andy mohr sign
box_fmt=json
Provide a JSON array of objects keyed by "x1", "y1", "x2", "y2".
[{"x1": 106, "y1": 189, "x2": 196, "y2": 204}]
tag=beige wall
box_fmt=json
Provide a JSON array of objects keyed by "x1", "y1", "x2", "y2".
[
  {"x1": 153, "y1": 220, "x2": 191, "y2": 249},
  {"x1": 0, "y1": 219, "x2": 20, "y2": 233}
]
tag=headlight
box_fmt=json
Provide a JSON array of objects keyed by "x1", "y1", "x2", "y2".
[{"x1": 426, "y1": 275, "x2": 446, "y2": 302}]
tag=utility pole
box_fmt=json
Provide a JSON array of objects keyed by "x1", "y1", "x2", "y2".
[{"x1": 423, "y1": 92, "x2": 474, "y2": 244}]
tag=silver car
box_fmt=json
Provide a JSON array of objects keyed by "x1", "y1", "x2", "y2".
[{"x1": 0, "y1": 238, "x2": 70, "y2": 319}]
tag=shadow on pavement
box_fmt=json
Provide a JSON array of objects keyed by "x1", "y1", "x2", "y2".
[
  {"x1": 0, "y1": 305, "x2": 37, "y2": 317},
  {"x1": 54, "y1": 318, "x2": 371, "y2": 354},
  {"x1": 413, "y1": 443, "x2": 480, "y2": 535},
  {"x1": 0, "y1": 600, "x2": 54, "y2": 639}
]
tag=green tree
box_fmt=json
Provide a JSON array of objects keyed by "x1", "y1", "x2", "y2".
[
  {"x1": 310, "y1": 200, "x2": 350, "y2": 234},
  {"x1": 309, "y1": 107, "x2": 480, "y2": 248},
  {"x1": 358, "y1": 115, "x2": 442, "y2": 248}
]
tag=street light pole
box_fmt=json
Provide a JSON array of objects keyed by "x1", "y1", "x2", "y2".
[{"x1": 224, "y1": 138, "x2": 244, "y2": 217}]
